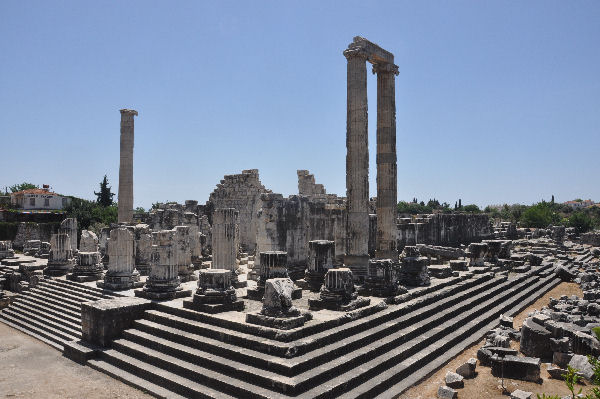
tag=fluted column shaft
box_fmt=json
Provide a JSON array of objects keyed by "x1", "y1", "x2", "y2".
[
  {"x1": 344, "y1": 49, "x2": 370, "y2": 278},
  {"x1": 374, "y1": 63, "x2": 399, "y2": 260},
  {"x1": 118, "y1": 109, "x2": 137, "y2": 224}
]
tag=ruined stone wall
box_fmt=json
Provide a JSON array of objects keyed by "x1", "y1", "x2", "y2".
[
  {"x1": 208, "y1": 169, "x2": 271, "y2": 252},
  {"x1": 297, "y1": 170, "x2": 326, "y2": 197},
  {"x1": 581, "y1": 231, "x2": 600, "y2": 246},
  {"x1": 256, "y1": 194, "x2": 346, "y2": 278},
  {"x1": 397, "y1": 213, "x2": 493, "y2": 250},
  {"x1": 12, "y1": 222, "x2": 59, "y2": 250}
]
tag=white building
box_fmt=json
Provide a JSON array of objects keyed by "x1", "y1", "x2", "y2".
[{"x1": 10, "y1": 186, "x2": 71, "y2": 210}]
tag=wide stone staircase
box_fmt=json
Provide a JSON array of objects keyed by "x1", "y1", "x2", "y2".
[
  {"x1": 87, "y1": 263, "x2": 560, "y2": 399},
  {"x1": 0, "y1": 278, "x2": 117, "y2": 350}
]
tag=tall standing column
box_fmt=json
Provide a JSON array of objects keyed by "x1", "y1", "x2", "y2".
[
  {"x1": 343, "y1": 48, "x2": 370, "y2": 280},
  {"x1": 212, "y1": 208, "x2": 245, "y2": 287},
  {"x1": 118, "y1": 109, "x2": 138, "y2": 224},
  {"x1": 374, "y1": 63, "x2": 399, "y2": 260}
]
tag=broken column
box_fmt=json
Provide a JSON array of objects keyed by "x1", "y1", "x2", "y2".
[
  {"x1": 183, "y1": 268, "x2": 244, "y2": 313},
  {"x1": 373, "y1": 61, "x2": 399, "y2": 261},
  {"x1": 44, "y1": 233, "x2": 74, "y2": 276},
  {"x1": 134, "y1": 224, "x2": 152, "y2": 276},
  {"x1": 68, "y1": 230, "x2": 103, "y2": 282},
  {"x1": 247, "y1": 251, "x2": 301, "y2": 300},
  {"x1": 98, "y1": 227, "x2": 141, "y2": 290},
  {"x1": 211, "y1": 208, "x2": 245, "y2": 288},
  {"x1": 363, "y1": 258, "x2": 397, "y2": 297},
  {"x1": 59, "y1": 218, "x2": 78, "y2": 254},
  {"x1": 305, "y1": 240, "x2": 335, "y2": 292},
  {"x1": 343, "y1": 45, "x2": 370, "y2": 281},
  {"x1": 246, "y1": 278, "x2": 307, "y2": 330},
  {"x1": 0, "y1": 241, "x2": 14, "y2": 260},
  {"x1": 117, "y1": 109, "x2": 137, "y2": 224},
  {"x1": 467, "y1": 243, "x2": 489, "y2": 267},
  {"x1": 397, "y1": 246, "x2": 430, "y2": 286},
  {"x1": 174, "y1": 225, "x2": 196, "y2": 282},
  {"x1": 309, "y1": 267, "x2": 370, "y2": 311},
  {"x1": 138, "y1": 230, "x2": 189, "y2": 300}
]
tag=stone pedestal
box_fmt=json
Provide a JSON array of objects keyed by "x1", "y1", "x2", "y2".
[
  {"x1": 309, "y1": 268, "x2": 370, "y2": 311},
  {"x1": 498, "y1": 240, "x2": 512, "y2": 259},
  {"x1": 38, "y1": 241, "x2": 50, "y2": 259},
  {"x1": 137, "y1": 230, "x2": 190, "y2": 300},
  {"x1": 247, "y1": 251, "x2": 301, "y2": 300},
  {"x1": 117, "y1": 109, "x2": 137, "y2": 224},
  {"x1": 362, "y1": 258, "x2": 397, "y2": 297},
  {"x1": 68, "y1": 252, "x2": 104, "y2": 282},
  {"x1": 174, "y1": 225, "x2": 196, "y2": 282},
  {"x1": 305, "y1": 240, "x2": 335, "y2": 292},
  {"x1": 246, "y1": 278, "x2": 308, "y2": 330},
  {"x1": 98, "y1": 227, "x2": 142, "y2": 290},
  {"x1": 483, "y1": 240, "x2": 502, "y2": 263},
  {"x1": 183, "y1": 269, "x2": 244, "y2": 313},
  {"x1": 212, "y1": 208, "x2": 245, "y2": 288},
  {"x1": 0, "y1": 241, "x2": 15, "y2": 260},
  {"x1": 467, "y1": 243, "x2": 489, "y2": 267},
  {"x1": 398, "y1": 246, "x2": 430, "y2": 286},
  {"x1": 44, "y1": 233, "x2": 74, "y2": 276}
]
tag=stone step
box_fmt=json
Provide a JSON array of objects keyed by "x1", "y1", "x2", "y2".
[
  {"x1": 1, "y1": 304, "x2": 81, "y2": 339},
  {"x1": 372, "y1": 276, "x2": 561, "y2": 399},
  {"x1": 144, "y1": 274, "x2": 498, "y2": 359},
  {"x1": 35, "y1": 282, "x2": 100, "y2": 305},
  {"x1": 38, "y1": 280, "x2": 109, "y2": 302},
  {"x1": 95, "y1": 349, "x2": 248, "y2": 399},
  {"x1": 26, "y1": 290, "x2": 81, "y2": 314},
  {"x1": 111, "y1": 338, "x2": 283, "y2": 397},
  {"x1": 14, "y1": 294, "x2": 81, "y2": 321},
  {"x1": 111, "y1": 274, "x2": 530, "y2": 396},
  {"x1": 28, "y1": 286, "x2": 84, "y2": 310},
  {"x1": 87, "y1": 358, "x2": 189, "y2": 399},
  {"x1": 334, "y1": 275, "x2": 561, "y2": 399},
  {"x1": 0, "y1": 310, "x2": 79, "y2": 348},
  {"x1": 0, "y1": 314, "x2": 65, "y2": 351},
  {"x1": 50, "y1": 278, "x2": 113, "y2": 296},
  {"x1": 9, "y1": 300, "x2": 82, "y2": 332}
]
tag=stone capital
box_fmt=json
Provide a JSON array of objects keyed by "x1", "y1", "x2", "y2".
[
  {"x1": 343, "y1": 48, "x2": 369, "y2": 61},
  {"x1": 120, "y1": 109, "x2": 138, "y2": 117},
  {"x1": 372, "y1": 63, "x2": 399, "y2": 76}
]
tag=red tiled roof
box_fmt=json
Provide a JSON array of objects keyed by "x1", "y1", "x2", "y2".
[{"x1": 11, "y1": 188, "x2": 60, "y2": 196}]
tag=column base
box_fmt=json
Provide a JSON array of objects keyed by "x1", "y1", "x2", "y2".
[
  {"x1": 343, "y1": 254, "x2": 370, "y2": 282},
  {"x1": 245, "y1": 312, "x2": 310, "y2": 330}
]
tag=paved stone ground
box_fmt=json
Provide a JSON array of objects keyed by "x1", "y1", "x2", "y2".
[
  {"x1": 0, "y1": 323, "x2": 152, "y2": 399},
  {"x1": 397, "y1": 282, "x2": 590, "y2": 399}
]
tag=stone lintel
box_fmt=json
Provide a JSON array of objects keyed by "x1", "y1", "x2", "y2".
[{"x1": 347, "y1": 36, "x2": 394, "y2": 65}]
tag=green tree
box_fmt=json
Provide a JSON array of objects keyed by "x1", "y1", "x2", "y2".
[
  {"x1": 521, "y1": 202, "x2": 560, "y2": 228},
  {"x1": 94, "y1": 175, "x2": 115, "y2": 207},
  {"x1": 9, "y1": 182, "x2": 38, "y2": 192},
  {"x1": 568, "y1": 212, "x2": 593, "y2": 234},
  {"x1": 462, "y1": 204, "x2": 481, "y2": 213}
]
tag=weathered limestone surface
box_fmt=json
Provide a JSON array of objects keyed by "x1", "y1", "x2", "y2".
[
  {"x1": 309, "y1": 267, "x2": 370, "y2": 311},
  {"x1": 174, "y1": 225, "x2": 195, "y2": 282},
  {"x1": 81, "y1": 296, "x2": 152, "y2": 347},
  {"x1": 211, "y1": 208, "x2": 242, "y2": 286},
  {"x1": 364, "y1": 258, "x2": 397, "y2": 297},
  {"x1": 11, "y1": 222, "x2": 56, "y2": 250},
  {"x1": 208, "y1": 169, "x2": 271, "y2": 252},
  {"x1": 297, "y1": 170, "x2": 326, "y2": 197},
  {"x1": 134, "y1": 224, "x2": 152, "y2": 275},
  {"x1": 374, "y1": 61, "x2": 399, "y2": 261},
  {"x1": 79, "y1": 230, "x2": 99, "y2": 252},
  {"x1": 397, "y1": 214, "x2": 493, "y2": 250},
  {"x1": 117, "y1": 109, "x2": 137, "y2": 224},
  {"x1": 100, "y1": 227, "x2": 141, "y2": 290},
  {"x1": 0, "y1": 241, "x2": 15, "y2": 259},
  {"x1": 45, "y1": 233, "x2": 74, "y2": 276},
  {"x1": 59, "y1": 218, "x2": 78, "y2": 253},
  {"x1": 248, "y1": 251, "x2": 301, "y2": 300},
  {"x1": 398, "y1": 245, "x2": 430, "y2": 286},
  {"x1": 343, "y1": 43, "x2": 370, "y2": 279},
  {"x1": 69, "y1": 251, "x2": 104, "y2": 281},
  {"x1": 184, "y1": 268, "x2": 243, "y2": 313},
  {"x1": 305, "y1": 240, "x2": 335, "y2": 291},
  {"x1": 23, "y1": 240, "x2": 41, "y2": 256},
  {"x1": 140, "y1": 230, "x2": 185, "y2": 299}
]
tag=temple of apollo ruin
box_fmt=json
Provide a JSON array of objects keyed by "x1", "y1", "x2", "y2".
[{"x1": 0, "y1": 36, "x2": 596, "y2": 399}]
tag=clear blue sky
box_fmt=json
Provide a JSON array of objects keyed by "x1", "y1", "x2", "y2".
[{"x1": 1, "y1": 1, "x2": 598, "y2": 209}]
